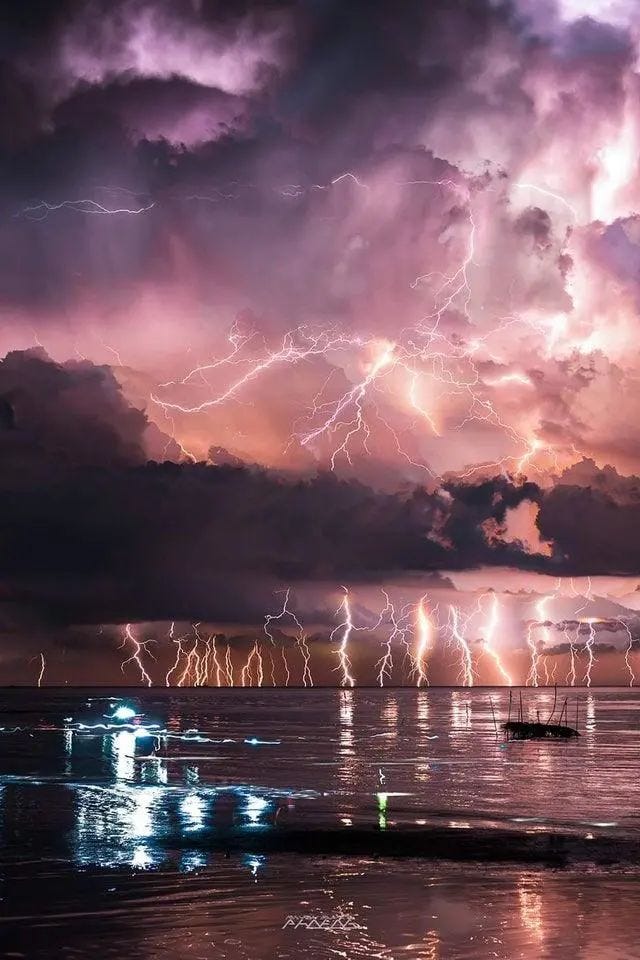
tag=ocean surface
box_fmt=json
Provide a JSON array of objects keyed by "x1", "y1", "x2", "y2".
[{"x1": 1, "y1": 686, "x2": 640, "y2": 958}]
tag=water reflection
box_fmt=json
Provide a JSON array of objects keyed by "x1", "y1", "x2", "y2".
[
  {"x1": 416, "y1": 690, "x2": 431, "y2": 783},
  {"x1": 180, "y1": 790, "x2": 208, "y2": 831},
  {"x1": 518, "y1": 879, "x2": 544, "y2": 947},
  {"x1": 449, "y1": 690, "x2": 471, "y2": 733},
  {"x1": 0, "y1": 687, "x2": 639, "y2": 871},
  {"x1": 380, "y1": 697, "x2": 398, "y2": 739},
  {"x1": 111, "y1": 729, "x2": 136, "y2": 781},
  {"x1": 585, "y1": 694, "x2": 597, "y2": 748},
  {"x1": 241, "y1": 792, "x2": 272, "y2": 827},
  {"x1": 338, "y1": 688, "x2": 355, "y2": 786},
  {"x1": 1, "y1": 689, "x2": 640, "y2": 958},
  {"x1": 4, "y1": 852, "x2": 637, "y2": 960}
]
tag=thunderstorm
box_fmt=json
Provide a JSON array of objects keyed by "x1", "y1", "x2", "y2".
[{"x1": 3, "y1": 1, "x2": 640, "y2": 957}]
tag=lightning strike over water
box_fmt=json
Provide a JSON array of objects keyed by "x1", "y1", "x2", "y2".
[
  {"x1": 526, "y1": 583, "x2": 562, "y2": 687},
  {"x1": 330, "y1": 588, "x2": 356, "y2": 688},
  {"x1": 581, "y1": 618, "x2": 599, "y2": 688},
  {"x1": 414, "y1": 595, "x2": 433, "y2": 687},
  {"x1": 619, "y1": 619, "x2": 636, "y2": 688},
  {"x1": 224, "y1": 644, "x2": 234, "y2": 686},
  {"x1": 374, "y1": 590, "x2": 397, "y2": 687},
  {"x1": 563, "y1": 622, "x2": 579, "y2": 687},
  {"x1": 36, "y1": 653, "x2": 46, "y2": 688},
  {"x1": 264, "y1": 589, "x2": 314, "y2": 687},
  {"x1": 165, "y1": 631, "x2": 188, "y2": 687},
  {"x1": 241, "y1": 641, "x2": 265, "y2": 688},
  {"x1": 88, "y1": 587, "x2": 640, "y2": 688},
  {"x1": 10, "y1": 3, "x2": 640, "y2": 953},
  {"x1": 478, "y1": 592, "x2": 512, "y2": 686},
  {"x1": 120, "y1": 624, "x2": 154, "y2": 687},
  {"x1": 210, "y1": 635, "x2": 224, "y2": 687},
  {"x1": 448, "y1": 605, "x2": 474, "y2": 687},
  {"x1": 525, "y1": 621, "x2": 541, "y2": 688}
]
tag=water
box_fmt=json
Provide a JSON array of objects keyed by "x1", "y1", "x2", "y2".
[{"x1": 1, "y1": 686, "x2": 639, "y2": 958}]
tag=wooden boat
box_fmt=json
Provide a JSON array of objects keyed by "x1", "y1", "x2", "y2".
[{"x1": 500, "y1": 687, "x2": 580, "y2": 740}]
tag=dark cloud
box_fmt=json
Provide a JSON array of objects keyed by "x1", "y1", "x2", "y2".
[
  {"x1": 0, "y1": 349, "x2": 561, "y2": 627},
  {"x1": 5, "y1": 349, "x2": 640, "y2": 628},
  {"x1": 538, "y1": 463, "x2": 640, "y2": 574},
  {"x1": 513, "y1": 206, "x2": 553, "y2": 250},
  {"x1": 0, "y1": 347, "x2": 151, "y2": 473},
  {"x1": 0, "y1": 0, "x2": 513, "y2": 314},
  {"x1": 544, "y1": 641, "x2": 619, "y2": 655}
]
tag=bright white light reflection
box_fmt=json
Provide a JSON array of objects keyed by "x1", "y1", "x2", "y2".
[
  {"x1": 243, "y1": 793, "x2": 270, "y2": 824},
  {"x1": 131, "y1": 846, "x2": 153, "y2": 869},
  {"x1": 245, "y1": 854, "x2": 266, "y2": 879},
  {"x1": 180, "y1": 792, "x2": 207, "y2": 832},
  {"x1": 112, "y1": 706, "x2": 137, "y2": 721},
  {"x1": 112, "y1": 730, "x2": 136, "y2": 781}
]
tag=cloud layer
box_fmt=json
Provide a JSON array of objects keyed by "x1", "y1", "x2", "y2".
[{"x1": 2, "y1": 1, "x2": 640, "y2": 675}]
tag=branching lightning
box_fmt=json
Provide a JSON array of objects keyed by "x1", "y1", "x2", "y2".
[
  {"x1": 477, "y1": 592, "x2": 512, "y2": 685},
  {"x1": 133, "y1": 170, "x2": 577, "y2": 479},
  {"x1": 264, "y1": 588, "x2": 313, "y2": 687},
  {"x1": 330, "y1": 587, "x2": 356, "y2": 687},
  {"x1": 120, "y1": 623, "x2": 155, "y2": 687},
  {"x1": 447, "y1": 604, "x2": 474, "y2": 687},
  {"x1": 580, "y1": 618, "x2": 599, "y2": 688}
]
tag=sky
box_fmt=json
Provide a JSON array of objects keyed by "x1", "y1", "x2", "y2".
[{"x1": 2, "y1": 0, "x2": 640, "y2": 684}]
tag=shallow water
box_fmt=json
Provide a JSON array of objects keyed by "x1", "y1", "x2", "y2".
[{"x1": 1, "y1": 687, "x2": 640, "y2": 958}]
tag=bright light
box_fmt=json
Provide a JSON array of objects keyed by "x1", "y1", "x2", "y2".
[{"x1": 112, "y1": 705, "x2": 137, "y2": 721}]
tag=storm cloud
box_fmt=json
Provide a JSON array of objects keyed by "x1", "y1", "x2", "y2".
[
  {"x1": 1, "y1": 0, "x2": 640, "y2": 652},
  {"x1": 1, "y1": 350, "x2": 638, "y2": 631}
]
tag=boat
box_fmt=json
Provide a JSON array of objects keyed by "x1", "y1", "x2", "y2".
[
  {"x1": 497, "y1": 688, "x2": 580, "y2": 740},
  {"x1": 503, "y1": 719, "x2": 579, "y2": 740}
]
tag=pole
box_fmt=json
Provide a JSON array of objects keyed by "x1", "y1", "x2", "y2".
[
  {"x1": 560, "y1": 697, "x2": 567, "y2": 726},
  {"x1": 489, "y1": 697, "x2": 498, "y2": 739}
]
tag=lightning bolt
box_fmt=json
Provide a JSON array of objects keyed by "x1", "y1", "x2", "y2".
[
  {"x1": 224, "y1": 643, "x2": 234, "y2": 686},
  {"x1": 563, "y1": 621, "x2": 579, "y2": 687},
  {"x1": 512, "y1": 182, "x2": 579, "y2": 222},
  {"x1": 448, "y1": 605, "x2": 474, "y2": 687},
  {"x1": 477, "y1": 592, "x2": 512, "y2": 685},
  {"x1": 330, "y1": 587, "x2": 356, "y2": 687},
  {"x1": 264, "y1": 588, "x2": 313, "y2": 687},
  {"x1": 18, "y1": 195, "x2": 155, "y2": 220},
  {"x1": 23, "y1": 170, "x2": 595, "y2": 488},
  {"x1": 37, "y1": 652, "x2": 46, "y2": 688},
  {"x1": 526, "y1": 581, "x2": 561, "y2": 686},
  {"x1": 210, "y1": 635, "x2": 224, "y2": 687},
  {"x1": 371, "y1": 590, "x2": 419, "y2": 686},
  {"x1": 374, "y1": 589, "x2": 397, "y2": 687},
  {"x1": 241, "y1": 640, "x2": 264, "y2": 687},
  {"x1": 297, "y1": 340, "x2": 396, "y2": 470},
  {"x1": 618, "y1": 618, "x2": 636, "y2": 687},
  {"x1": 525, "y1": 622, "x2": 540, "y2": 687},
  {"x1": 581, "y1": 618, "x2": 599, "y2": 688},
  {"x1": 120, "y1": 623, "x2": 155, "y2": 687},
  {"x1": 414, "y1": 595, "x2": 433, "y2": 687},
  {"x1": 166, "y1": 628, "x2": 188, "y2": 686}
]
